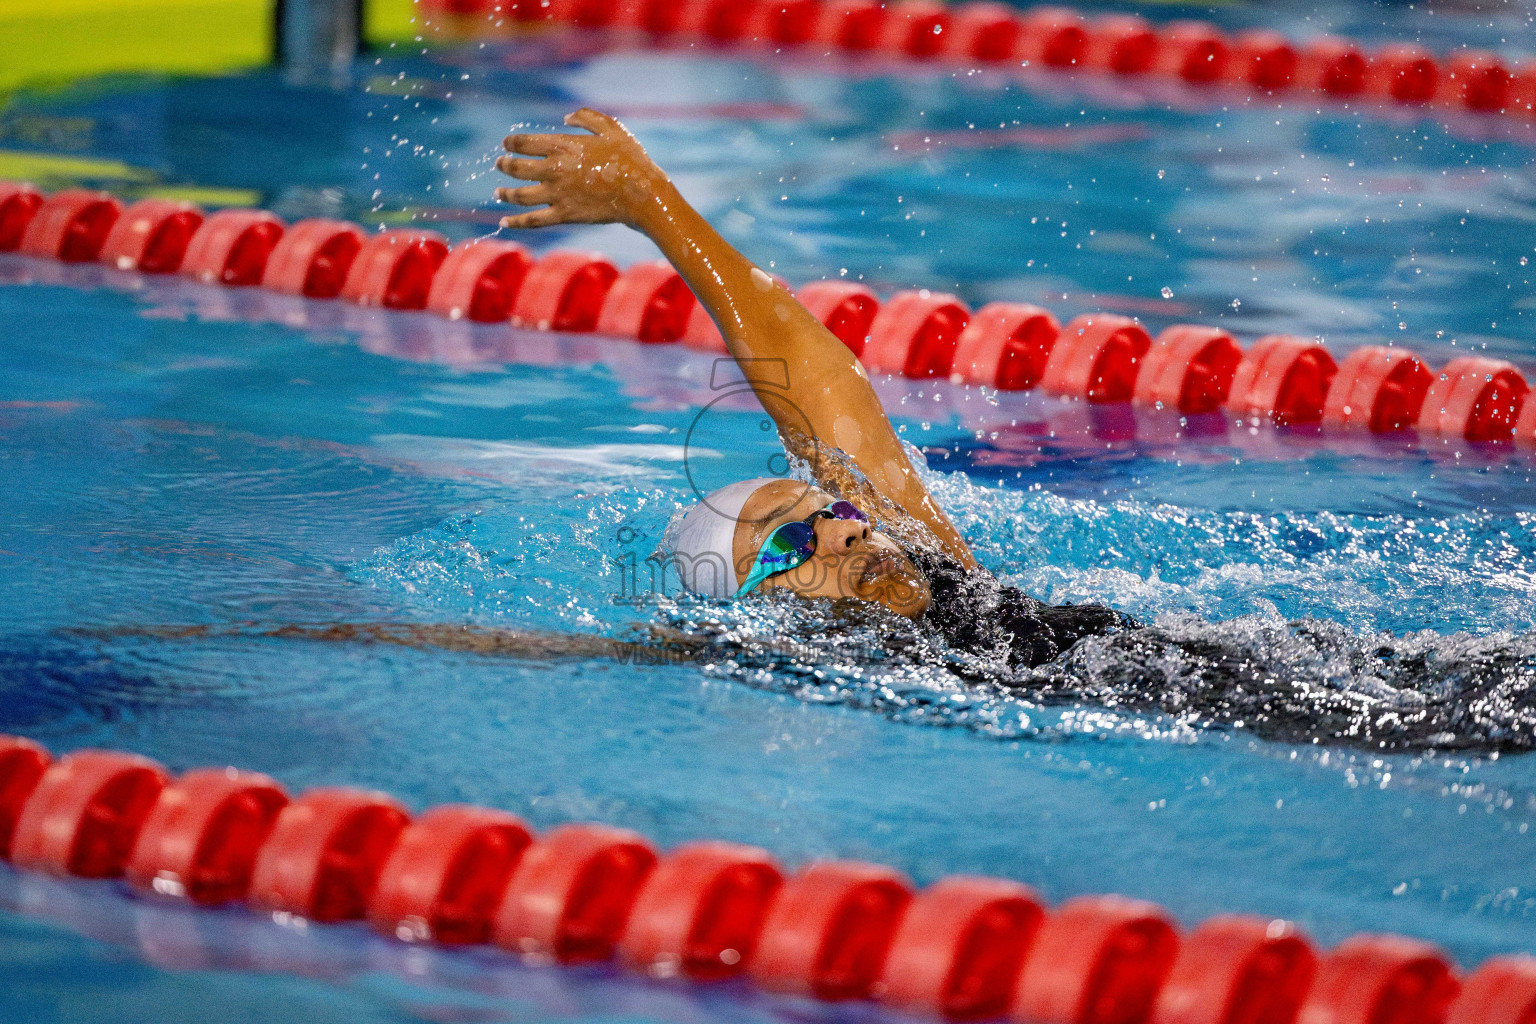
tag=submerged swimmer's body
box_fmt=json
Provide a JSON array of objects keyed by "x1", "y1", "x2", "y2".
[{"x1": 494, "y1": 108, "x2": 1132, "y2": 667}]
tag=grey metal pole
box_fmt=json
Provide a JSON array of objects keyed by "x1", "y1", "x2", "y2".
[{"x1": 275, "y1": 0, "x2": 363, "y2": 83}]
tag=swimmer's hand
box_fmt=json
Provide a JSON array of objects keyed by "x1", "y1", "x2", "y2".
[{"x1": 494, "y1": 108, "x2": 667, "y2": 230}]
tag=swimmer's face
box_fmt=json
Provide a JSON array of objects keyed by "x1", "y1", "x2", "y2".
[{"x1": 731, "y1": 480, "x2": 931, "y2": 619}]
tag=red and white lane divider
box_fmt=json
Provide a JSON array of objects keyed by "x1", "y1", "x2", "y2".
[
  {"x1": 1, "y1": 181, "x2": 1532, "y2": 450},
  {"x1": 419, "y1": 0, "x2": 1536, "y2": 123},
  {"x1": 1, "y1": 735, "x2": 1533, "y2": 1022}
]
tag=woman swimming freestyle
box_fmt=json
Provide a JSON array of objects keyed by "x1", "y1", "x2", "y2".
[{"x1": 494, "y1": 108, "x2": 1129, "y2": 666}]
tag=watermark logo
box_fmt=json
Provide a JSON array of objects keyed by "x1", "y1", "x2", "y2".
[{"x1": 682, "y1": 357, "x2": 818, "y2": 525}]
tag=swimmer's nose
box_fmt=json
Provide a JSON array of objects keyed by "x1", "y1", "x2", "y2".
[{"x1": 816, "y1": 516, "x2": 870, "y2": 554}]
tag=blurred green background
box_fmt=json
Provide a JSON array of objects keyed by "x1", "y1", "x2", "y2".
[{"x1": 0, "y1": 0, "x2": 418, "y2": 94}]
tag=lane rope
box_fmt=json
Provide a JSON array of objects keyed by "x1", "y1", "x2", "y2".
[
  {"x1": 416, "y1": 0, "x2": 1536, "y2": 127},
  {"x1": 2, "y1": 182, "x2": 1531, "y2": 454},
  {"x1": 2, "y1": 734, "x2": 1533, "y2": 1022}
]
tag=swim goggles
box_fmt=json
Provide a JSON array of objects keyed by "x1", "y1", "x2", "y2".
[{"x1": 736, "y1": 500, "x2": 869, "y2": 598}]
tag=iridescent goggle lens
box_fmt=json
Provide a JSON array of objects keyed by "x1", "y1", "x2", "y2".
[{"x1": 735, "y1": 500, "x2": 868, "y2": 598}]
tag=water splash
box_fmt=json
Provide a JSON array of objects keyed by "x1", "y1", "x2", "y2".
[{"x1": 347, "y1": 462, "x2": 1536, "y2": 754}]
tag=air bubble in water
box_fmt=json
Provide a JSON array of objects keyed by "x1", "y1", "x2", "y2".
[{"x1": 1161, "y1": 287, "x2": 1174, "y2": 299}]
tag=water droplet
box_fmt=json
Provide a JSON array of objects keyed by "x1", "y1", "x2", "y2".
[{"x1": 1160, "y1": 286, "x2": 1174, "y2": 299}]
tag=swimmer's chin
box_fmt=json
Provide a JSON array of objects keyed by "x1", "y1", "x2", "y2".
[{"x1": 852, "y1": 560, "x2": 931, "y2": 618}]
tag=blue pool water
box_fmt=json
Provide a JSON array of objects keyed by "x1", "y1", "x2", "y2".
[{"x1": 2, "y1": 3, "x2": 1536, "y2": 1021}]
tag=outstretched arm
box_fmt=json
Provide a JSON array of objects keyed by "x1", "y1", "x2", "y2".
[{"x1": 496, "y1": 109, "x2": 976, "y2": 570}]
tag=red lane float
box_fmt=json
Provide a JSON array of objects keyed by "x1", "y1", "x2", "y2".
[
  {"x1": 510, "y1": 250, "x2": 619, "y2": 332},
  {"x1": 1040, "y1": 314, "x2": 1151, "y2": 403},
  {"x1": 881, "y1": 876, "x2": 1045, "y2": 1020},
  {"x1": 425, "y1": 239, "x2": 532, "y2": 322},
  {"x1": 514, "y1": 2, "x2": 1536, "y2": 128},
  {"x1": 1227, "y1": 335, "x2": 1338, "y2": 426},
  {"x1": 1083, "y1": 15, "x2": 1157, "y2": 76},
  {"x1": 1150, "y1": 915, "x2": 1317, "y2": 1024},
  {"x1": 863, "y1": 289, "x2": 970, "y2": 378},
  {"x1": 798, "y1": 280, "x2": 879, "y2": 356},
  {"x1": 507, "y1": 0, "x2": 567, "y2": 21},
  {"x1": 1511, "y1": 67, "x2": 1536, "y2": 118},
  {"x1": 0, "y1": 182, "x2": 46, "y2": 251},
  {"x1": 949, "y1": 301, "x2": 1060, "y2": 390},
  {"x1": 248, "y1": 787, "x2": 410, "y2": 922},
  {"x1": 340, "y1": 229, "x2": 449, "y2": 310},
  {"x1": 941, "y1": 2, "x2": 1021, "y2": 63},
  {"x1": 1416, "y1": 356, "x2": 1529, "y2": 442},
  {"x1": 1369, "y1": 45, "x2": 1439, "y2": 104},
  {"x1": 1297, "y1": 934, "x2": 1460, "y2": 1024},
  {"x1": 125, "y1": 768, "x2": 289, "y2": 905},
  {"x1": 810, "y1": 0, "x2": 888, "y2": 51},
  {"x1": 879, "y1": 0, "x2": 950, "y2": 59},
  {"x1": 8, "y1": 734, "x2": 1536, "y2": 1022},
  {"x1": 180, "y1": 209, "x2": 285, "y2": 287},
  {"x1": 0, "y1": 735, "x2": 50, "y2": 859},
  {"x1": 262, "y1": 218, "x2": 365, "y2": 299},
  {"x1": 750, "y1": 860, "x2": 913, "y2": 1000},
  {"x1": 18, "y1": 189, "x2": 122, "y2": 262},
  {"x1": 98, "y1": 199, "x2": 204, "y2": 273},
  {"x1": 1155, "y1": 21, "x2": 1228, "y2": 85},
  {"x1": 616, "y1": 0, "x2": 681, "y2": 35},
  {"x1": 9, "y1": 750, "x2": 168, "y2": 878},
  {"x1": 1518, "y1": 391, "x2": 1536, "y2": 448},
  {"x1": 595, "y1": 259, "x2": 697, "y2": 343},
  {"x1": 1019, "y1": 7, "x2": 1088, "y2": 68},
  {"x1": 618, "y1": 840, "x2": 783, "y2": 980},
  {"x1": 744, "y1": 0, "x2": 821, "y2": 47},
  {"x1": 1134, "y1": 325, "x2": 1242, "y2": 415},
  {"x1": 1446, "y1": 956, "x2": 1536, "y2": 1024},
  {"x1": 1228, "y1": 30, "x2": 1298, "y2": 91},
  {"x1": 1446, "y1": 51, "x2": 1511, "y2": 112},
  {"x1": 370, "y1": 804, "x2": 533, "y2": 945},
  {"x1": 681, "y1": 302, "x2": 728, "y2": 352},
  {"x1": 1011, "y1": 896, "x2": 1181, "y2": 1024},
  {"x1": 679, "y1": 0, "x2": 755, "y2": 43},
  {"x1": 493, "y1": 823, "x2": 657, "y2": 963},
  {"x1": 1322, "y1": 346, "x2": 1433, "y2": 434},
  {"x1": 1297, "y1": 39, "x2": 1370, "y2": 97},
  {"x1": 560, "y1": 0, "x2": 622, "y2": 29}
]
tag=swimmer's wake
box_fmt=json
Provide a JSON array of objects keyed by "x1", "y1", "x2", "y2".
[{"x1": 71, "y1": 611, "x2": 1536, "y2": 754}]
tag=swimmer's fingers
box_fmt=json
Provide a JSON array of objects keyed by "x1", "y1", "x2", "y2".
[
  {"x1": 564, "y1": 107, "x2": 629, "y2": 139},
  {"x1": 494, "y1": 155, "x2": 553, "y2": 182},
  {"x1": 499, "y1": 207, "x2": 563, "y2": 230},
  {"x1": 495, "y1": 184, "x2": 553, "y2": 208},
  {"x1": 502, "y1": 133, "x2": 568, "y2": 156}
]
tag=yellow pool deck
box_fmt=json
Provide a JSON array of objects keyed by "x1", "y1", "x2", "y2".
[{"x1": 0, "y1": 0, "x2": 419, "y2": 95}]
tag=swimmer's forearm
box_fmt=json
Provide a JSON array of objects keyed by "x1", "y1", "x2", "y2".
[{"x1": 629, "y1": 179, "x2": 838, "y2": 365}]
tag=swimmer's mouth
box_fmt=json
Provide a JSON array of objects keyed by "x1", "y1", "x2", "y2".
[{"x1": 858, "y1": 551, "x2": 902, "y2": 584}]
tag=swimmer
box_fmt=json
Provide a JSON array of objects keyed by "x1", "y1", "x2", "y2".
[{"x1": 494, "y1": 108, "x2": 1129, "y2": 666}]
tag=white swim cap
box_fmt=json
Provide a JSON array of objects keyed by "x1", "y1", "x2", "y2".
[{"x1": 660, "y1": 477, "x2": 780, "y2": 598}]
